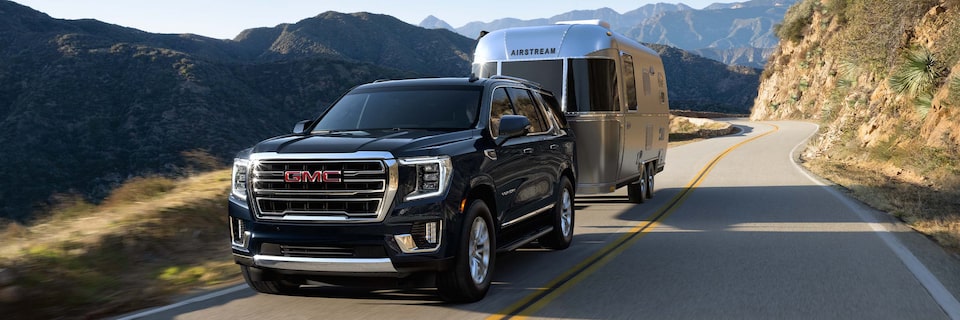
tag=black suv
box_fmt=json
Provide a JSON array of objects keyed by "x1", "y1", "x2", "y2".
[{"x1": 228, "y1": 77, "x2": 576, "y2": 302}]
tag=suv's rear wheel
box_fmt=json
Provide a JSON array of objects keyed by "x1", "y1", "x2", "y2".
[
  {"x1": 540, "y1": 176, "x2": 575, "y2": 250},
  {"x1": 437, "y1": 200, "x2": 495, "y2": 302},
  {"x1": 241, "y1": 266, "x2": 303, "y2": 295}
]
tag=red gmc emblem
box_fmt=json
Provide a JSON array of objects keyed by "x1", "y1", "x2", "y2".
[{"x1": 283, "y1": 170, "x2": 342, "y2": 183}]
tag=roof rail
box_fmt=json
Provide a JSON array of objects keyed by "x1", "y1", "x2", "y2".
[{"x1": 489, "y1": 75, "x2": 542, "y2": 89}]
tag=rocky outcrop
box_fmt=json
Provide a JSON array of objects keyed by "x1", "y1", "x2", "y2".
[{"x1": 751, "y1": 0, "x2": 960, "y2": 158}]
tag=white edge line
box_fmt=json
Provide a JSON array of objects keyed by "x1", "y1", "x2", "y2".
[
  {"x1": 115, "y1": 284, "x2": 248, "y2": 320},
  {"x1": 787, "y1": 122, "x2": 960, "y2": 320}
]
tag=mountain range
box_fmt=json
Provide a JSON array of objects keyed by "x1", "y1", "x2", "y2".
[
  {"x1": 0, "y1": 0, "x2": 758, "y2": 221},
  {"x1": 421, "y1": 0, "x2": 796, "y2": 68}
]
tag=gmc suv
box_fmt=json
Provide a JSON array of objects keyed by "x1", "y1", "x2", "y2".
[{"x1": 228, "y1": 77, "x2": 577, "y2": 302}]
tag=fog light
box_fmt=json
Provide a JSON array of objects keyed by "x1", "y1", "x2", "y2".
[
  {"x1": 395, "y1": 234, "x2": 418, "y2": 253},
  {"x1": 393, "y1": 220, "x2": 442, "y2": 253},
  {"x1": 424, "y1": 221, "x2": 438, "y2": 244},
  {"x1": 230, "y1": 217, "x2": 251, "y2": 251}
]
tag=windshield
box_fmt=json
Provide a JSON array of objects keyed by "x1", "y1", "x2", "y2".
[{"x1": 313, "y1": 86, "x2": 482, "y2": 132}]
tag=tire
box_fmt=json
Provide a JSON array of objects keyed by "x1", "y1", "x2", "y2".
[
  {"x1": 645, "y1": 163, "x2": 655, "y2": 199},
  {"x1": 436, "y1": 200, "x2": 495, "y2": 303},
  {"x1": 241, "y1": 266, "x2": 303, "y2": 295},
  {"x1": 627, "y1": 165, "x2": 647, "y2": 203},
  {"x1": 540, "y1": 176, "x2": 575, "y2": 250}
]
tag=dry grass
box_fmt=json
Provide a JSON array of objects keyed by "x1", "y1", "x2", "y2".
[
  {"x1": 804, "y1": 157, "x2": 960, "y2": 255},
  {"x1": 0, "y1": 169, "x2": 237, "y2": 319}
]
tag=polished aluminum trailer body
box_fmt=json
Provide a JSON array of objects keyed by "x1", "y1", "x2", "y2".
[{"x1": 473, "y1": 20, "x2": 669, "y2": 195}]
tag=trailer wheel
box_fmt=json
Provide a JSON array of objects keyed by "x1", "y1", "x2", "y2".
[
  {"x1": 645, "y1": 163, "x2": 655, "y2": 199},
  {"x1": 627, "y1": 165, "x2": 647, "y2": 203}
]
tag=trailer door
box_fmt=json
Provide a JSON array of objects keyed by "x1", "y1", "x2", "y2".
[{"x1": 619, "y1": 53, "x2": 644, "y2": 182}]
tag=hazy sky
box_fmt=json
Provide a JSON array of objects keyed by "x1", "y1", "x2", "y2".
[{"x1": 13, "y1": 0, "x2": 733, "y2": 39}]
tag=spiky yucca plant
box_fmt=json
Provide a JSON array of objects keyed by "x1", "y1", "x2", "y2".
[
  {"x1": 889, "y1": 46, "x2": 945, "y2": 115},
  {"x1": 890, "y1": 46, "x2": 941, "y2": 97}
]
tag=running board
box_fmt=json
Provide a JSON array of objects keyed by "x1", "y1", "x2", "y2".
[{"x1": 498, "y1": 226, "x2": 553, "y2": 252}]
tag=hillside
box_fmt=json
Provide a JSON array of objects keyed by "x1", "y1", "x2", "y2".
[
  {"x1": 649, "y1": 44, "x2": 762, "y2": 113},
  {"x1": 626, "y1": 4, "x2": 789, "y2": 68},
  {"x1": 234, "y1": 11, "x2": 475, "y2": 76},
  {"x1": 428, "y1": 1, "x2": 795, "y2": 68},
  {"x1": 751, "y1": 0, "x2": 960, "y2": 251},
  {"x1": 0, "y1": 2, "x2": 441, "y2": 222}
]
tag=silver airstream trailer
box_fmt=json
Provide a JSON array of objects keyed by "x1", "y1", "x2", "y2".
[{"x1": 472, "y1": 20, "x2": 669, "y2": 202}]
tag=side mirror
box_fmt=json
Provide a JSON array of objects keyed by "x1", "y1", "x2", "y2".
[
  {"x1": 498, "y1": 115, "x2": 531, "y2": 142},
  {"x1": 292, "y1": 120, "x2": 312, "y2": 134}
]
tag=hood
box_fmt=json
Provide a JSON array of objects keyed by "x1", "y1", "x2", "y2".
[{"x1": 250, "y1": 129, "x2": 476, "y2": 156}]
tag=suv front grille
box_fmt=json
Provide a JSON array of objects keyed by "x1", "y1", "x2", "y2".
[
  {"x1": 249, "y1": 154, "x2": 398, "y2": 223},
  {"x1": 260, "y1": 243, "x2": 389, "y2": 258}
]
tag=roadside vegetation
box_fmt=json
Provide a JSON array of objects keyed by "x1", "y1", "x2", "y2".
[{"x1": 0, "y1": 170, "x2": 238, "y2": 319}]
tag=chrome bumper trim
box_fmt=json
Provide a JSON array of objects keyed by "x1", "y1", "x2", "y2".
[{"x1": 253, "y1": 255, "x2": 398, "y2": 273}]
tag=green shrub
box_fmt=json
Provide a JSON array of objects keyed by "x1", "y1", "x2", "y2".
[
  {"x1": 889, "y1": 46, "x2": 943, "y2": 98},
  {"x1": 775, "y1": 0, "x2": 818, "y2": 43},
  {"x1": 824, "y1": 0, "x2": 852, "y2": 24},
  {"x1": 833, "y1": 0, "x2": 938, "y2": 74}
]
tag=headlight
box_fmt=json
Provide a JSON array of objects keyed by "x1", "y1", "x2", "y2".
[
  {"x1": 399, "y1": 156, "x2": 453, "y2": 201},
  {"x1": 231, "y1": 158, "x2": 250, "y2": 201}
]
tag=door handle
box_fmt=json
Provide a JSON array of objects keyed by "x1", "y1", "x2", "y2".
[
  {"x1": 522, "y1": 148, "x2": 534, "y2": 154},
  {"x1": 549, "y1": 144, "x2": 559, "y2": 150}
]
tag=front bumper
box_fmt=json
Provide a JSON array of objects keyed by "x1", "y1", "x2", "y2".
[
  {"x1": 253, "y1": 255, "x2": 397, "y2": 273},
  {"x1": 229, "y1": 196, "x2": 458, "y2": 277}
]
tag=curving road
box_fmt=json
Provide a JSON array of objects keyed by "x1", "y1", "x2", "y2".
[{"x1": 119, "y1": 121, "x2": 960, "y2": 320}]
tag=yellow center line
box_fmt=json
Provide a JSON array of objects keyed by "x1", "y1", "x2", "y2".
[{"x1": 487, "y1": 123, "x2": 780, "y2": 320}]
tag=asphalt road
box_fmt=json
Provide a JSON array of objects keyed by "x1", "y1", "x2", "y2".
[{"x1": 119, "y1": 120, "x2": 960, "y2": 320}]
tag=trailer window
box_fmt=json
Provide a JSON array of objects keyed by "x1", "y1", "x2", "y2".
[
  {"x1": 498, "y1": 60, "x2": 563, "y2": 100},
  {"x1": 567, "y1": 59, "x2": 619, "y2": 112},
  {"x1": 622, "y1": 54, "x2": 638, "y2": 111}
]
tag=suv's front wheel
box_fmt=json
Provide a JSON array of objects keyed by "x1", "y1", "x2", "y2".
[{"x1": 436, "y1": 200, "x2": 495, "y2": 302}]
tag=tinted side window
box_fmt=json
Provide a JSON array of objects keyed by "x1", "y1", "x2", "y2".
[
  {"x1": 507, "y1": 87, "x2": 547, "y2": 133},
  {"x1": 539, "y1": 92, "x2": 567, "y2": 129},
  {"x1": 489, "y1": 88, "x2": 514, "y2": 137},
  {"x1": 622, "y1": 54, "x2": 638, "y2": 111},
  {"x1": 567, "y1": 59, "x2": 619, "y2": 112}
]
